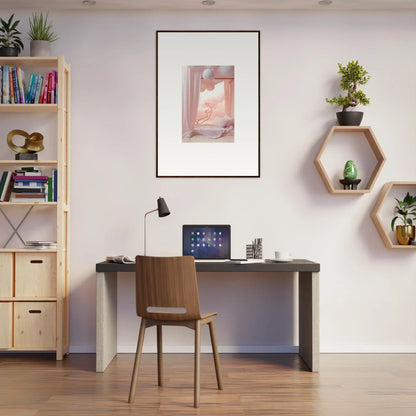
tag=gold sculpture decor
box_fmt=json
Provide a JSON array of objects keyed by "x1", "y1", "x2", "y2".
[{"x1": 7, "y1": 130, "x2": 44, "y2": 158}]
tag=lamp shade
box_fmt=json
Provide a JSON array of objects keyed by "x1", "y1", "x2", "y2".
[{"x1": 157, "y1": 197, "x2": 170, "y2": 217}]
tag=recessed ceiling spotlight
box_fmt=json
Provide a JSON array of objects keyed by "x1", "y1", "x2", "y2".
[
  {"x1": 318, "y1": 0, "x2": 333, "y2": 5},
  {"x1": 82, "y1": 0, "x2": 96, "y2": 5},
  {"x1": 202, "y1": 0, "x2": 216, "y2": 6}
]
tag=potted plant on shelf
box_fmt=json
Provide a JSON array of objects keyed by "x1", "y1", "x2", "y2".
[
  {"x1": 27, "y1": 12, "x2": 59, "y2": 57},
  {"x1": 326, "y1": 60, "x2": 370, "y2": 126},
  {"x1": 391, "y1": 192, "x2": 416, "y2": 245},
  {"x1": 0, "y1": 14, "x2": 24, "y2": 56}
]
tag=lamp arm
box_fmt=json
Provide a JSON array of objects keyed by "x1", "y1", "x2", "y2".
[{"x1": 144, "y1": 208, "x2": 158, "y2": 256}]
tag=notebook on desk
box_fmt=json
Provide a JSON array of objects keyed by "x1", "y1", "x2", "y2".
[{"x1": 182, "y1": 224, "x2": 231, "y2": 261}]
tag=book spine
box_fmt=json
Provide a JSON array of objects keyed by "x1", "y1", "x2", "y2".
[
  {"x1": 0, "y1": 172, "x2": 12, "y2": 201},
  {"x1": 3, "y1": 66, "x2": 9, "y2": 103},
  {"x1": 53, "y1": 168, "x2": 57, "y2": 202},
  {"x1": 12, "y1": 67, "x2": 20, "y2": 104},
  {"x1": 30, "y1": 75, "x2": 39, "y2": 104},
  {"x1": 3, "y1": 173, "x2": 14, "y2": 202},
  {"x1": 8, "y1": 68, "x2": 14, "y2": 104},
  {"x1": 47, "y1": 177, "x2": 52, "y2": 202},
  {"x1": 13, "y1": 176, "x2": 48, "y2": 181},
  {"x1": 25, "y1": 74, "x2": 35, "y2": 103},
  {"x1": 0, "y1": 65, "x2": 2, "y2": 103},
  {"x1": 15, "y1": 181, "x2": 44, "y2": 186},
  {"x1": 42, "y1": 75, "x2": 49, "y2": 104},
  {"x1": 16, "y1": 67, "x2": 25, "y2": 104},
  {"x1": 53, "y1": 70, "x2": 58, "y2": 104},
  {"x1": 48, "y1": 72, "x2": 54, "y2": 104},
  {"x1": 34, "y1": 75, "x2": 43, "y2": 104},
  {"x1": 0, "y1": 171, "x2": 8, "y2": 196}
]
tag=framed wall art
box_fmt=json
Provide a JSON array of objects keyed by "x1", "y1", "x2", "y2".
[{"x1": 156, "y1": 30, "x2": 260, "y2": 177}]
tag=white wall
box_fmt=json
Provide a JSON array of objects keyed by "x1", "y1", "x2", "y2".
[{"x1": 4, "y1": 9, "x2": 416, "y2": 353}]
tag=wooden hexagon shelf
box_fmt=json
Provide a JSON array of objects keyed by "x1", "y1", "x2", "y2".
[
  {"x1": 314, "y1": 126, "x2": 386, "y2": 194},
  {"x1": 370, "y1": 181, "x2": 416, "y2": 249}
]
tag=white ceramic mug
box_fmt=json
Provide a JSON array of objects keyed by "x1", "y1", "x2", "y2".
[{"x1": 274, "y1": 250, "x2": 292, "y2": 261}]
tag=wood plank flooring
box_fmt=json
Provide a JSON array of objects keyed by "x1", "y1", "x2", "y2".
[{"x1": 0, "y1": 353, "x2": 415, "y2": 416}]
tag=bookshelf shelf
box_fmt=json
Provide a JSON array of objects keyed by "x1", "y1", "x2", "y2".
[
  {"x1": 0, "y1": 160, "x2": 58, "y2": 166},
  {"x1": 0, "y1": 202, "x2": 58, "y2": 206},
  {"x1": 0, "y1": 56, "x2": 70, "y2": 359},
  {"x1": 0, "y1": 104, "x2": 58, "y2": 113}
]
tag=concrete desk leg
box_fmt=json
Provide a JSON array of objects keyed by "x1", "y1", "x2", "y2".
[
  {"x1": 298, "y1": 271, "x2": 319, "y2": 372},
  {"x1": 96, "y1": 271, "x2": 118, "y2": 372}
]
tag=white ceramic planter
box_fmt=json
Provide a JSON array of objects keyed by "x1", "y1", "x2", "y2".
[{"x1": 30, "y1": 40, "x2": 51, "y2": 57}]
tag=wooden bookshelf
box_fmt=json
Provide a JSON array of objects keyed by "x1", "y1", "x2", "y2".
[{"x1": 0, "y1": 56, "x2": 70, "y2": 359}]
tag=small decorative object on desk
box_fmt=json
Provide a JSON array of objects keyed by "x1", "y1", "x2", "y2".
[
  {"x1": 106, "y1": 255, "x2": 135, "y2": 264},
  {"x1": 252, "y1": 238, "x2": 263, "y2": 259},
  {"x1": 339, "y1": 160, "x2": 361, "y2": 190},
  {"x1": 246, "y1": 244, "x2": 254, "y2": 259},
  {"x1": 7, "y1": 129, "x2": 44, "y2": 160}
]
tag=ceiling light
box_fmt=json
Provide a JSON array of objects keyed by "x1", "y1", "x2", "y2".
[
  {"x1": 318, "y1": 0, "x2": 333, "y2": 5},
  {"x1": 202, "y1": 0, "x2": 215, "y2": 6},
  {"x1": 82, "y1": 0, "x2": 96, "y2": 5}
]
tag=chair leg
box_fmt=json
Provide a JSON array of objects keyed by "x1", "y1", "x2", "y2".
[
  {"x1": 128, "y1": 318, "x2": 146, "y2": 403},
  {"x1": 157, "y1": 325, "x2": 163, "y2": 387},
  {"x1": 194, "y1": 320, "x2": 201, "y2": 408},
  {"x1": 208, "y1": 320, "x2": 223, "y2": 390}
]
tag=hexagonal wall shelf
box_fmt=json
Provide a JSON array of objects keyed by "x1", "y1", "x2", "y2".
[
  {"x1": 314, "y1": 126, "x2": 386, "y2": 194},
  {"x1": 371, "y1": 181, "x2": 416, "y2": 249}
]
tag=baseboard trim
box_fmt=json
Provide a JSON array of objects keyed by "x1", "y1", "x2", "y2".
[
  {"x1": 117, "y1": 345, "x2": 299, "y2": 354},
  {"x1": 69, "y1": 345, "x2": 416, "y2": 354},
  {"x1": 322, "y1": 345, "x2": 416, "y2": 353}
]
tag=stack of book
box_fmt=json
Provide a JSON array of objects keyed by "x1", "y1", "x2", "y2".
[
  {"x1": 1, "y1": 166, "x2": 58, "y2": 202},
  {"x1": 0, "y1": 66, "x2": 58, "y2": 104},
  {"x1": 24, "y1": 241, "x2": 57, "y2": 250}
]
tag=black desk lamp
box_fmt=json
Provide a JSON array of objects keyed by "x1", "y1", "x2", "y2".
[{"x1": 144, "y1": 197, "x2": 170, "y2": 255}]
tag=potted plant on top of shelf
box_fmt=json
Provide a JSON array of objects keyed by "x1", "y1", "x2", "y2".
[
  {"x1": 27, "y1": 12, "x2": 59, "y2": 57},
  {"x1": 326, "y1": 60, "x2": 370, "y2": 126},
  {"x1": 0, "y1": 14, "x2": 24, "y2": 56},
  {"x1": 391, "y1": 192, "x2": 416, "y2": 245}
]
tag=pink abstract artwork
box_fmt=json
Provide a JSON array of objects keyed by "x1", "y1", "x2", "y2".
[{"x1": 182, "y1": 65, "x2": 234, "y2": 143}]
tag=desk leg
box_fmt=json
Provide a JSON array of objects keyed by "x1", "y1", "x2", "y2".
[
  {"x1": 298, "y1": 271, "x2": 319, "y2": 372},
  {"x1": 96, "y1": 271, "x2": 118, "y2": 372}
]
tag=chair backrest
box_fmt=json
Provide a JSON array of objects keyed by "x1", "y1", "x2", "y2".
[{"x1": 135, "y1": 255, "x2": 202, "y2": 321}]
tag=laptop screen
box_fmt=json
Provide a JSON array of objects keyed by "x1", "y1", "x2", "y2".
[{"x1": 182, "y1": 225, "x2": 231, "y2": 259}]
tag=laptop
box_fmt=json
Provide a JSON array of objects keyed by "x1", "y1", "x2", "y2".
[{"x1": 182, "y1": 225, "x2": 231, "y2": 261}]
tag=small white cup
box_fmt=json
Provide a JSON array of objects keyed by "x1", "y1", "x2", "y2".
[{"x1": 274, "y1": 250, "x2": 292, "y2": 261}]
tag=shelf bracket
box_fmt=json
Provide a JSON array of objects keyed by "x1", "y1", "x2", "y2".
[{"x1": 0, "y1": 206, "x2": 34, "y2": 247}]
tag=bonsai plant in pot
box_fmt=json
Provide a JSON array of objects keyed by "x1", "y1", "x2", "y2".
[
  {"x1": 27, "y1": 12, "x2": 58, "y2": 57},
  {"x1": 0, "y1": 14, "x2": 24, "y2": 56},
  {"x1": 391, "y1": 192, "x2": 416, "y2": 245},
  {"x1": 326, "y1": 60, "x2": 370, "y2": 126}
]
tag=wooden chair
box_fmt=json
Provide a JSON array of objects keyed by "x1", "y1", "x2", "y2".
[{"x1": 128, "y1": 255, "x2": 223, "y2": 408}]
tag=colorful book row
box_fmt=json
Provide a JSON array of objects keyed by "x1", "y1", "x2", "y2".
[{"x1": 0, "y1": 66, "x2": 58, "y2": 104}]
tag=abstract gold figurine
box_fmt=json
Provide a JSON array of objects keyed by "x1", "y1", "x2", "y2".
[{"x1": 7, "y1": 129, "x2": 44, "y2": 160}]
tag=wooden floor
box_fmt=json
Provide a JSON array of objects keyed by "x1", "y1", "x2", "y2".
[{"x1": 0, "y1": 353, "x2": 415, "y2": 416}]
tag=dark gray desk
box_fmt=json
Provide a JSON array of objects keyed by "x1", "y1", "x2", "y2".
[{"x1": 96, "y1": 259, "x2": 320, "y2": 372}]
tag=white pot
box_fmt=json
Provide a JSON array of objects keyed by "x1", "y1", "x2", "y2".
[{"x1": 30, "y1": 40, "x2": 51, "y2": 57}]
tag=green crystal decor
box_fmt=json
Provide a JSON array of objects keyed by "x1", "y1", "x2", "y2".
[{"x1": 343, "y1": 160, "x2": 357, "y2": 179}]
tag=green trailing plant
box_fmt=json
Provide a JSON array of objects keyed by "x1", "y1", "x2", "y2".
[
  {"x1": 27, "y1": 12, "x2": 59, "y2": 43},
  {"x1": 326, "y1": 60, "x2": 370, "y2": 111},
  {"x1": 391, "y1": 192, "x2": 416, "y2": 231},
  {"x1": 0, "y1": 14, "x2": 24, "y2": 53}
]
